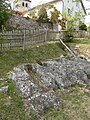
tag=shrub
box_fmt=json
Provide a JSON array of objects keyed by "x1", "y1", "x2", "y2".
[
  {"x1": 38, "y1": 5, "x2": 49, "y2": 22},
  {"x1": 87, "y1": 26, "x2": 90, "y2": 32},
  {"x1": 63, "y1": 30, "x2": 74, "y2": 42},
  {"x1": 79, "y1": 22, "x2": 87, "y2": 31}
]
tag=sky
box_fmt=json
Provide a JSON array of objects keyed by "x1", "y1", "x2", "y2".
[{"x1": 31, "y1": 0, "x2": 90, "y2": 26}]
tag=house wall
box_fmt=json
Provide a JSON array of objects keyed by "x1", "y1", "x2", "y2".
[
  {"x1": 64, "y1": 0, "x2": 85, "y2": 22},
  {"x1": 31, "y1": 1, "x2": 63, "y2": 31},
  {"x1": 9, "y1": 0, "x2": 15, "y2": 10},
  {"x1": 10, "y1": 0, "x2": 31, "y2": 12},
  {"x1": 85, "y1": 15, "x2": 90, "y2": 26},
  {"x1": 47, "y1": 1, "x2": 63, "y2": 18},
  {"x1": 47, "y1": 1, "x2": 63, "y2": 31},
  {"x1": 30, "y1": 0, "x2": 86, "y2": 31},
  {"x1": 52, "y1": 1, "x2": 63, "y2": 15},
  {"x1": 31, "y1": 0, "x2": 57, "y2": 8}
]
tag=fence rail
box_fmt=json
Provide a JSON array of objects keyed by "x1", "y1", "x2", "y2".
[
  {"x1": 72, "y1": 31, "x2": 90, "y2": 38},
  {"x1": 0, "y1": 29, "x2": 47, "y2": 50},
  {"x1": 0, "y1": 29, "x2": 90, "y2": 50}
]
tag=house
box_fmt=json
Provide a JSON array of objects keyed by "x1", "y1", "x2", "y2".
[
  {"x1": 10, "y1": 0, "x2": 86, "y2": 17},
  {"x1": 9, "y1": 0, "x2": 31, "y2": 16},
  {"x1": 9, "y1": 0, "x2": 86, "y2": 30},
  {"x1": 31, "y1": 0, "x2": 86, "y2": 16},
  {"x1": 30, "y1": 0, "x2": 86, "y2": 30},
  {"x1": 64, "y1": 0, "x2": 86, "y2": 21}
]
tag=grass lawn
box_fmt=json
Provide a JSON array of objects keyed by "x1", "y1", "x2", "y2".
[
  {"x1": 68, "y1": 38, "x2": 90, "y2": 59},
  {"x1": 43, "y1": 85, "x2": 90, "y2": 120},
  {"x1": 0, "y1": 81, "x2": 90, "y2": 120},
  {"x1": 76, "y1": 44, "x2": 90, "y2": 59},
  {"x1": 0, "y1": 40, "x2": 90, "y2": 120},
  {"x1": 0, "y1": 42, "x2": 66, "y2": 77},
  {"x1": 0, "y1": 42, "x2": 66, "y2": 120},
  {"x1": 0, "y1": 80, "x2": 29, "y2": 120},
  {"x1": 73, "y1": 38, "x2": 90, "y2": 44}
]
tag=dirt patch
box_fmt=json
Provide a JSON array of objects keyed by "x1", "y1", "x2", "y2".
[{"x1": 76, "y1": 44, "x2": 90, "y2": 59}]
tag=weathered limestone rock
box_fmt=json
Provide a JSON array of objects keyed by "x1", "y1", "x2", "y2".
[
  {"x1": 0, "y1": 78, "x2": 4, "y2": 81},
  {"x1": 8, "y1": 65, "x2": 60, "y2": 114},
  {"x1": 0, "y1": 86, "x2": 8, "y2": 93},
  {"x1": 31, "y1": 57, "x2": 90, "y2": 88},
  {"x1": 29, "y1": 90, "x2": 60, "y2": 114},
  {"x1": 8, "y1": 66, "x2": 42, "y2": 98},
  {"x1": 0, "y1": 78, "x2": 6, "y2": 81},
  {"x1": 8, "y1": 56, "x2": 90, "y2": 114}
]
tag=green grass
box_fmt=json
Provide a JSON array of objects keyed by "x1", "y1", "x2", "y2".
[
  {"x1": 0, "y1": 42, "x2": 66, "y2": 120},
  {"x1": 0, "y1": 83, "x2": 90, "y2": 120},
  {"x1": 0, "y1": 41, "x2": 90, "y2": 120},
  {"x1": 0, "y1": 42, "x2": 66, "y2": 77},
  {"x1": 73, "y1": 38, "x2": 90, "y2": 44},
  {"x1": 66, "y1": 38, "x2": 90, "y2": 49},
  {"x1": 66, "y1": 38, "x2": 90, "y2": 59},
  {"x1": 42, "y1": 85, "x2": 90, "y2": 120},
  {"x1": 0, "y1": 80, "x2": 31, "y2": 120}
]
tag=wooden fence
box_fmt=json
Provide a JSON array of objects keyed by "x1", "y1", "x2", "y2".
[
  {"x1": 0, "y1": 28, "x2": 47, "y2": 50},
  {"x1": 72, "y1": 31, "x2": 90, "y2": 38},
  {"x1": 0, "y1": 29, "x2": 90, "y2": 50}
]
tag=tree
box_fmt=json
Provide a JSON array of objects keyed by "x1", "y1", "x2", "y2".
[
  {"x1": 63, "y1": 10, "x2": 81, "y2": 31},
  {"x1": 87, "y1": 26, "x2": 90, "y2": 32},
  {"x1": 38, "y1": 5, "x2": 49, "y2": 22},
  {"x1": 79, "y1": 22, "x2": 87, "y2": 31},
  {"x1": 0, "y1": 0, "x2": 11, "y2": 30},
  {"x1": 50, "y1": 7, "x2": 60, "y2": 24},
  {"x1": 28, "y1": 11, "x2": 37, "y2": 19},
  {"x1": 58, "y1": 18, "x2": 66, "y2": 30},
  {"x1": 62, "y1": 10, "x2": 81, "y2": 42}
]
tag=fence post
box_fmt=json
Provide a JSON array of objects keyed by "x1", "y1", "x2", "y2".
[
  {"x1": 10, "y1": 31, "x2": 12, "y2": 49},
  {"x1": 23, "y1": 29, "x2": 25, "y2": 51},
  {"x1": 0, "y1": 34, "x2": 3, "y2": 50},
  {"x1": 1, "y1": 30, "x2": 4, "y2": 50},
  {"x1": 45, "y1": 30, "x2": 47, "y2": 42}
]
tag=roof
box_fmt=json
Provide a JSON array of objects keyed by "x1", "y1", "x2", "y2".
[
  {"x1": 22, "y1": 0, "x2": 87, "y2": 15},
  {"x1": 31, "y1": 0, "x2": 61, "y2": 11},
  {"x1": 31, "y1": 0, "x2": 86, "y2": 12}
]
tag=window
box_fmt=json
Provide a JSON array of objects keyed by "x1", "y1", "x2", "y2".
[
  {"x1": 67, "y1": 8, "x2": 70, "y2": 14},
  {"x1": 26, "y1": 3, "x2": 28, "y2": 7},
  {"x1": 22, "y1": 2, "x2": 24, "y2": 7},
  {"x1": 76, "y1": 2, "x2": 79, "y2": 7}
]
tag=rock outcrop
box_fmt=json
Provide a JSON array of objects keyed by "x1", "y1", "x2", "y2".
[
  {"x1": 0, "y1": 86, "x2": 8, "y2": 93},
  {"x1": 8, "y1": 66, "x2": 60, "y2": 114},
  {"x1": 0, "y1": 78, "x2": 8, "y2": 93},
  {"x1": 31, "y1": 57, "x2": 90, "y2": 88},
  {"x1": 8, "y1": 56, "x2": 90, "y2": 114}
]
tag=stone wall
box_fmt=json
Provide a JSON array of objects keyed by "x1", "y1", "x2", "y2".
[{"x1": 6, "y1": 15, "x2": 53, "y2": 30}]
